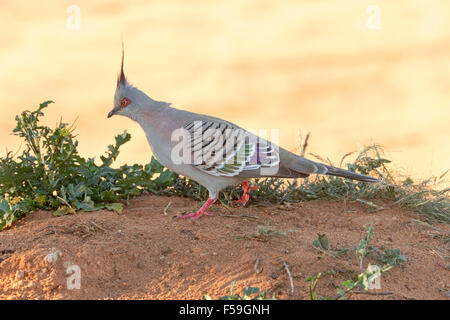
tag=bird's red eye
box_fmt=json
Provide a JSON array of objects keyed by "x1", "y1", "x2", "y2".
[{"x1": 121, "y1": 97, "x2": 131, "y2": 107}]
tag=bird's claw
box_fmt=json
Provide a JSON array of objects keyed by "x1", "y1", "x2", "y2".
[
  {"x1": 232, "y1": 184, "x2": 259, "y2": 207},
  {"x1": 231, "y1": 195, "x2": 250, "y2": 207}
]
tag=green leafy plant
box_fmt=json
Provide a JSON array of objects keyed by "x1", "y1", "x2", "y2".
[
  {"x1": 202, "y1": 280, "x2": 275, "y2": 300},
  {"x1": 312, "y1": 233, "x2": 330, "y2": 250},
  {"x1": 305, "y1": 270, "x2": 337, "y2": 300},
  {"x1": 312, "y1": 233, "x2": 349, "y2": 258},
  {"x1": 0, "y1": 101, "x2": 177, "y2": 229},
  {"x1": 306, "y1": 225, "x2": 407, "y2": 300},
  {"x1": 356, "y1": 224, "x2": 375, "y2": 271},
  {"x1": 249, "y1": 145, "x2": 449, "y2": 223}
]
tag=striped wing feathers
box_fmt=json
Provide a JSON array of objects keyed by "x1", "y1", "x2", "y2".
[{"x1": 183, "y1": 120, "x2": 278, "y2": 177}]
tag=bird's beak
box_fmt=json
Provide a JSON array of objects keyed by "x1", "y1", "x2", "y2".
[{"x1": 107, "y1": 107, "x2": 120, "y2": 118}]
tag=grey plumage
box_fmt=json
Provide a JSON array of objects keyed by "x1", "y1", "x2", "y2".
[
  {"x1": 108, "y1": 49, "x2": 380, "y2": 218},
  {"x1": 180, "y1": 118, "x2": 379, "y2": 183}
]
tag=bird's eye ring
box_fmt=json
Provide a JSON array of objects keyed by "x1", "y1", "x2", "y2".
[{"x1": 121, "y1": 97, "x2": 131, "y2": 107}]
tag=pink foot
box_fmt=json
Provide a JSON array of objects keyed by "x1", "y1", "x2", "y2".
[
  {"x1": 178, "y1": 197, "x2": 217, "y2": 220},
  {"x1": 232, "y1": 194, "x2": 250, "y2": 206},
  {"x1": 232, "y1": 182, "x2": 259, "y2": 207}
]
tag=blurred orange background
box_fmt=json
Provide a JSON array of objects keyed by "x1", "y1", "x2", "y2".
[{"x1": 0, "y1": 0, "x2": 449, "y2": 184}]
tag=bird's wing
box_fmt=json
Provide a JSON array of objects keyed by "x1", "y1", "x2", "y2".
[{"x1": 182, "y1": 119, "x2": 280, "y2": 177}]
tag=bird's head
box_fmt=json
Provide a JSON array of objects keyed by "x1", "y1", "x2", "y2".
[{"x1": 107, "y1": 46, "x2": 151, "y2": 121}]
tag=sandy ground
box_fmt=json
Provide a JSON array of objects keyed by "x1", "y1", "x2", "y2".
[{"x1": 0, "y1": 194, "x2": 448, "y2": 300}]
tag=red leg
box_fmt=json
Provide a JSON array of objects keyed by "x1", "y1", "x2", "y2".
[
  {"x1": 232, "y1": 182, "x2": 259, "y2": 207},
  {"x1": 178, "y1": 197, "x2": 217, "y2": 220}
]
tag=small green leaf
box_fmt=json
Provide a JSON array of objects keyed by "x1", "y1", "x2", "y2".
[
  {"x1": 75, "y1": 197, "x2": 96, "y2": 211},
  {"x1": 149, "y1": 156, "x2": 164, "y2": 173},
  {"x1": 0, "y1": 199, "x2": 10, "y2": 213},
  {"x1": 243, "y1": 286, "x2": 260, "y2": 296},
  {"x1": 53, "y1": 206, "x2": 75, "y2": 216},
  {"x1": 104, "y1": 203, "x2": 123, "y2": 214},
  {"x1": 312, "y1": 233, "x2": 329, "y2": 250}
]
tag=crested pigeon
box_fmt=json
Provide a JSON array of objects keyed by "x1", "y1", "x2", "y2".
[{"x1": 107, "y1": 49, "x2": 380, "y2": 219}]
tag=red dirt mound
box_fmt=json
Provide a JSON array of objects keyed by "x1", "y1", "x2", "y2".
[{"x1": 0, "y1": 195, "x2": 448, "y2": 299}]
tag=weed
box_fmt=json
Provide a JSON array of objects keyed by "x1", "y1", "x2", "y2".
[
  {"x1": 305, "y1": 270, "x2": 336, "y2": 300},
  {"x1": 235, "y1": 225, "x2": 287, "y2": 241},
  {"x1": 306, "y1": 225, "x2": 406, "y2": 300},
  {"x1": 312, "y1": 233, "x2": 350, "y2": 258},
  {"x1": 202, "y1": 280, "x2": 275, "y2": 300},
  {"x1": 0, "y1": 101, "x2": 176, "y2": 229}
]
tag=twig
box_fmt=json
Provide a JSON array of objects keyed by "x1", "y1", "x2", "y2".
[
  {"x1": 353, "y1": 291, "x2": 394, "y2": 296},
  {"x1": 300, "y1": 132, "x2": 311, "y2": 157},
  {"x1": 283, "y1": 262, "x2": 294, "y2": 295},
  {"x1": 163, "y1": 201, "x2": 172, "y2": 216},
  {"x1": 216, "y1": 198, "x2": 236, "y2": 214},
  {"x1": 54, "y1": 195, "x2": 76, "y2": 214},
  {"x1": 356, "y1": 199, "x2": 384, "y2": 211},
  {"x1": 314, "y1": 247, "x2": 338, "y2": 258},
  {"x1": 339, "y1": 151, "x2": 354, "y2": 168},
  {"x1": 411, "y1": 219, "x2": 441, "y2": 232},
  {"x1": 309, "y1": 153, "x2": 333, "y2": 166},
  {"x1": 219, "y1": 213, "x2": 259, "y2": 220},
  {"x1": 254, "y1": 259, "x2": 263, "y2": 274},
  {"x1": 90, "y1": 221, "x2": 106, "y2": 232}
]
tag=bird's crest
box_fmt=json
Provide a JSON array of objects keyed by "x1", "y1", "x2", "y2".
[{"x1": 117, "y1": 42, "x2": 126, "y2": 87}]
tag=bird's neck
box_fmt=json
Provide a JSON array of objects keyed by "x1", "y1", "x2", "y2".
[{"x1": 135, "y1": 98, "x2": 171, "y2": 128}]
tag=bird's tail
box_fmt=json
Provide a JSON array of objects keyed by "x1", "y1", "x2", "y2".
[
  {"x1": 287, "y1": 154, "x2": 381, "y2": 183},
  {"x1": 323, "y1": 165, "x2": 381, "y2": 183}
]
